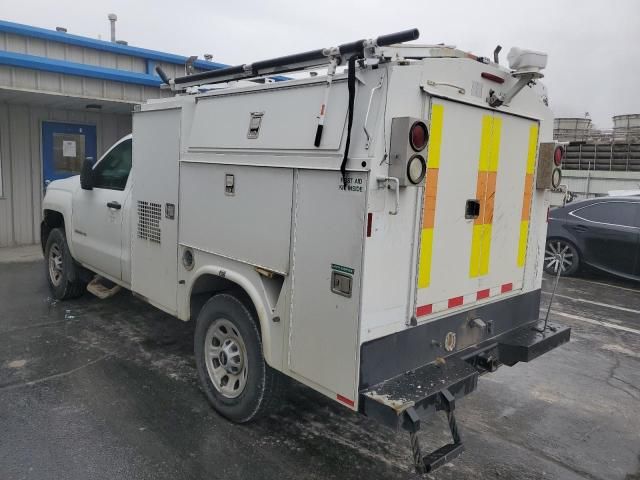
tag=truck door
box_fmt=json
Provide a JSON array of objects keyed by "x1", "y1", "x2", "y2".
[
  {"x1": 415, "y1": 98, "x2": 539, "y2": 320},
  {"x1": 71, "y1": 138, "x2": 132, "y2": 281}
]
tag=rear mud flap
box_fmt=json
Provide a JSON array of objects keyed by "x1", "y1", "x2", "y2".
[{"x1": 359, "y1": 320, "x2": 570, "y2": 473}]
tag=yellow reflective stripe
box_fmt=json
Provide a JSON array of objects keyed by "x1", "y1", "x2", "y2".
[
  {"x1": 517, "y1": 220, "x2": 529, "y2": 267},
  {"x1": 470, "y1": 115, "x2": 500, "y2": 278},
  {"x1": 527, "y1": 125, "x2": 539, "y2": 174},
  {"x1": 489, "y1": 117, "x2": 502, "y2": 172},
  {"x1": 470, "y1": 224, "x2": 493, "y2": 277},
  {"x1": 517, "y1": 124, "x2": 539, "y2": 268},
  {"x1": 427, "y1": 104, "x2": 444, "y2": 169},
  {"x1": 470, "y1": 224, "x2": 483, "y2": 278},
  {"x1": 479, "y1": 224, "x2": 492, "y2": 276},
  {"x1": 418, "y1": 228, "x2": 434, "y2": 288},
  {"x1": 417, "y1": 103, "x2": 445, "y2": 289},
  {"x1": 478, "y1": 115, "x2": 492, "y2": 172}
]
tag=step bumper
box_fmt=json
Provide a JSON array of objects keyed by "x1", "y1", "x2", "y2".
[{"x1": 359, "y1": 320, "x2": 571, "y2": 430}]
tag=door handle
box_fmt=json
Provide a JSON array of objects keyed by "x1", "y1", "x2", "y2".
[{"x1": 107, "y1": 201, "x2": 121, "y2": 210}]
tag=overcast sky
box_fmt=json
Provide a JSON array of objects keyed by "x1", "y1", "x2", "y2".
[{"x1": 4, "y1": 0, "x2": 639, "y2": 127}]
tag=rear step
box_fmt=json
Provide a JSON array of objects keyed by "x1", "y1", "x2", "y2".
[
  {"x1": 360, "y1": 357, "x2": 478, "y2": 473},
  {"x1": 406, "y1": 390, "x2": 464, "y2": 473},
  {"x1": 86, "y1": 275, "x2": 121, "y2": 299},
  {"x1": 359, "y1": 320, "x2": 571, "y2": 473}
]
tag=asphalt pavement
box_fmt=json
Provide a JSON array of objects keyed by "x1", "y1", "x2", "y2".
[{"x1": 0, "y1": 261, "x2": 638, "y2": 480}]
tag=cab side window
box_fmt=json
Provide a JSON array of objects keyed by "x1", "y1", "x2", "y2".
[{"x1": 93, "y1": 139, "x2": 132, "y2": 190}]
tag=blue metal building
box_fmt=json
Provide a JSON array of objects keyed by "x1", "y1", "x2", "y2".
[{"x1": 0, "y1": 19, "x2": 226, "y2": 246}]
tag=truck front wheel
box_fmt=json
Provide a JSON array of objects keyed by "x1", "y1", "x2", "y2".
[
  {"x1": 194, "y1": 293, "x2": 284, "y2": 423},
  {"x1": 44, "y1": 228, "x2": 85, "y2": 300}
]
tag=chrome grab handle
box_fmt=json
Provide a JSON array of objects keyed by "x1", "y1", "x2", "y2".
[{"x1": 377, "y1": 176, "x2": 400, "y2": 215}]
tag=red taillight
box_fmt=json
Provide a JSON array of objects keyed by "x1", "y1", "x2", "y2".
[
  {"x1": 409, "y1": 121, "x2": 429, "y2": 151},
  {"x1": 554, "y1": 146, "x2": 564, "y2": 166}
]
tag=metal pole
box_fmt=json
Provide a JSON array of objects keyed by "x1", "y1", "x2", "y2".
[{"x1": 108, "y1": 14, "x2": 117, "y2": 43}]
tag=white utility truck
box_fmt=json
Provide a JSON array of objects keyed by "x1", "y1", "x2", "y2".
[{"x1": 41, "y1": 29, "x2": 570, "y2": 473}]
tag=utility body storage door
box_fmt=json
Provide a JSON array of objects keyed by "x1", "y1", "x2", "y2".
[
  {"x1": 415, "y1": 98, "x2": 540, "y2": 320},
  {"x1": 131, "y1": 109, "x2": 181, "y2": 315}
]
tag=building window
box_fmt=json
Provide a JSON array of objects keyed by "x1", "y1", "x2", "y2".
[{"x1": 53, "y1": 133, "x2": 86, "y2": 176}]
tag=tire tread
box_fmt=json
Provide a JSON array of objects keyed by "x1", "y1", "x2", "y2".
[
  {"x1": 195, "y1": 293, "x2": 286, "y2": 423},
  {"x1": 45, "y1": 228, "x2": 85, "y2": 300}
]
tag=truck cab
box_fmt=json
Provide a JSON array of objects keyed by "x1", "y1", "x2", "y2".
[{"x1": 41, "y1": 135, "x2": 133, "y2": 293}]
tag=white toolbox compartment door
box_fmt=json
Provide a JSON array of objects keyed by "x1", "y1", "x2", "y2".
[{"x1": 288, "y1": 170, "x2": 367, "y2": 406}]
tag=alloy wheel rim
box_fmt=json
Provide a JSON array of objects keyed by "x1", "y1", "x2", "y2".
[
  {"x1": 204, "y1": 318, "x2": 248, "y2": 399},
  {"x1": 48, "y1": 243, "x2": 64, "y2": 286},
  {"x1": 544, "y1": 240, "x2": 574, "y2": 273}
]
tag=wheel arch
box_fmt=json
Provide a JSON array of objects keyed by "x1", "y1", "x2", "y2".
[
  {"x1": 41, "y1": 209, "x2": 65, "y2": 252},
  {"x1": 187, "y1": 265, "x2": 276, "y2": 367},
  {"x1": 42, "y1": 188, "x2": 75, "y2": 257}
]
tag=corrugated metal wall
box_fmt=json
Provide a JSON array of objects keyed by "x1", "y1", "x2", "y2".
[
  {"x1": 0, "y1": 102, "x2": 131, "y2": 246},
  {"x1": 0, "y1": 30, "x2": 192, "y2": 79},
  {"x1": 0, "y1": 31, "x2": 200, "y2": 104}
]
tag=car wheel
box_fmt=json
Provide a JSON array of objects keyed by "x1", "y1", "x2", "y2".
[
  {"x1": 544, "y1": 239, "x2": 580, "y2": 276},
  {"x1": 44, "y1": 228, "x2": 85, "y2": 300},
  {"x1": 194, "y1": 293, "x2": 285, "y2": 423}
]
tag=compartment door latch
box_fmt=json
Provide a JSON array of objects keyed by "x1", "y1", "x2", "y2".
[{"x1": 331, "y1": 271, "x2": 353, "y2": 298}]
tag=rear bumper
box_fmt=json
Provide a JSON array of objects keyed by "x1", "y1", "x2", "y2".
[{"x1": 359, "y1": 313, "x2": 570, "y2": 430}]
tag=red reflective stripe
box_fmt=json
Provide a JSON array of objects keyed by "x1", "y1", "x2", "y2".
[
  {"x1": 366, "y1": 212, "x2": 373, "y2": 237},
  {"x1": 416, "y1": 304, "x2": 433, "y2": 317},
  {"x1": 477, "y1": 289, "x2": 490, "y2": 300},
  {"x1": 501, "y1": 283, "x2": 513, "y2": 293},
  {"x1": 336, "y1": 394, "x2": 354, "y2": 407},
  {"x1": 448, "y1": 296, "x2": 464, "y2": 308}
]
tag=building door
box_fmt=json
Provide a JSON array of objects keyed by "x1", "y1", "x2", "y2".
[{"x1": 42, "y1": 122, "x2": 97, "y2": 189}]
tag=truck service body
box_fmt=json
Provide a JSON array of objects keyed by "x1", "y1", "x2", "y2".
[{"x1": 41, "y1": 29, "x2": 570, "y2": 473}]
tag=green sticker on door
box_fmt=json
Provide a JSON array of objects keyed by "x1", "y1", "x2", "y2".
[{"x1": 331, "y1": 263, "x2": 355, "y2": 275}]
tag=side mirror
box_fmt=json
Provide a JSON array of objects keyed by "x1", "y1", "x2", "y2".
[{"x1": 80, "y1": 157, "x2": 94, "y2": 190}]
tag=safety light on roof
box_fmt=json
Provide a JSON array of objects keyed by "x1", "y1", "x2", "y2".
[
  {"x1": 554, "y1": 146, "x2": 565, "y2": 166},
  {"x1": 409, "y1": 121, "x2": 429, "y2": 152}
]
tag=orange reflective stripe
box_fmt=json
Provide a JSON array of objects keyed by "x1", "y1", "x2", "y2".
[
  {"x1": 418, "y1": 104, "x2": 444, "y2": 289},
  {"x1": 470, "y1": 115, "x2": 501, "y2": 278},
  {"x1": 517, "y1": 125, "x2": 539, "y2": 267}
]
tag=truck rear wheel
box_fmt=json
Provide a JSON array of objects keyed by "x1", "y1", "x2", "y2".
[
  {"x1": 194, "y1": 293, "x2": 284, "y2": 423},
  {"x1": 44, "y1": 228, "x2": 85, "y2": 300}
]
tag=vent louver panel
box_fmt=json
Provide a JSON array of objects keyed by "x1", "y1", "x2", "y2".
[{"x1": 137, "y1": 201, "x2": 161, "y2": 244}]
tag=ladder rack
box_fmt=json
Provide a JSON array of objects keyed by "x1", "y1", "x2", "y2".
[{"x1": 157, "y1": 28, "x2": 419, "y2": 91}]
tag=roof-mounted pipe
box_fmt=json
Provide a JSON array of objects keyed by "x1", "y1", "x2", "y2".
[{"x1": 168, "y1": 28, "x2": 419, "y2": 90}]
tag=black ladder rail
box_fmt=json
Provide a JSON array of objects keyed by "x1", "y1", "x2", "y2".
[{"x1": 166, "y1": 28, "x2": 419, "y2": 89}]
